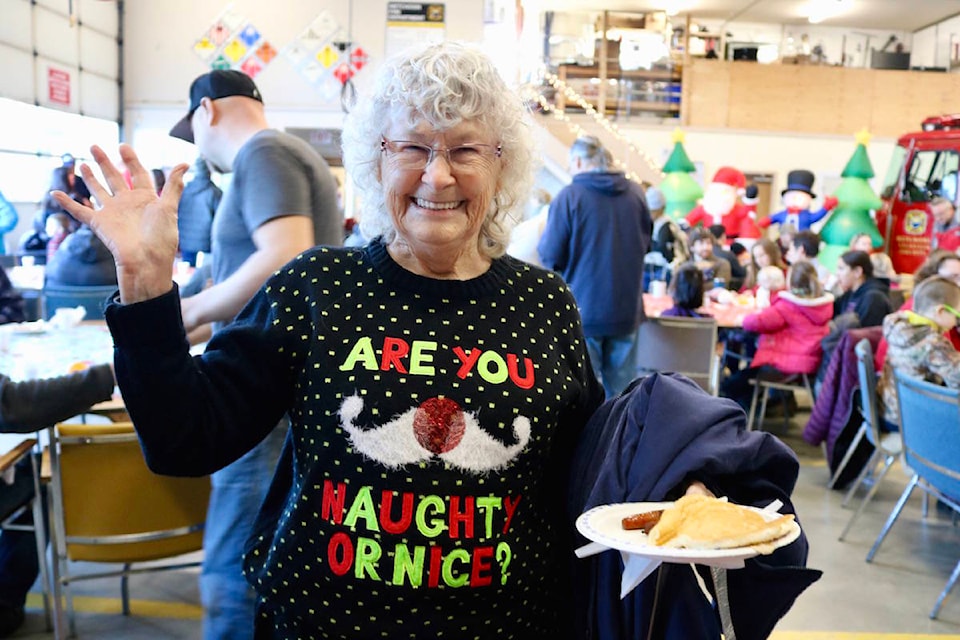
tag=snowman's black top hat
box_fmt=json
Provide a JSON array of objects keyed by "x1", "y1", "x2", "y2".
[{"x1": 782, "y1": 169, "x2": 816, "y2": 198}]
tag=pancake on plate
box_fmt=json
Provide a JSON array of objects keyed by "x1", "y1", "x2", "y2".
[{"x1": 647, "y1": 494, "x2": 795, "y2": 550}]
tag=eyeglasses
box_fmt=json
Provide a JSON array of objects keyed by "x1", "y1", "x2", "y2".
[
  {"x1": 944, "y1": 303, "x2": 960, "y2": 320},
  {"x1": 380, "y1": 137, "x2": 502, "y2": 172}
]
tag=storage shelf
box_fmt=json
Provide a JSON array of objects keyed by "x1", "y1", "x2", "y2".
[
  {"x1": 556, "y1": 64, "x2": 682, "y2": 117},
  {"x1": 558, "y1": 65, "x2": 681, "y2": 82},
  {"x1": 627, "y1": 100, "x2": 680, "y2": 112}
]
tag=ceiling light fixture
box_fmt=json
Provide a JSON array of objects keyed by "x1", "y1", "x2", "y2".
[
  {"x1": 657, "y1": 0, "x2": 693, "y2": 18},
  {"x1": 806, "y1": 0, "x2": 853, "y2": 24}
]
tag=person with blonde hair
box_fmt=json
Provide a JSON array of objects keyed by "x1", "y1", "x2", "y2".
[
  {"x1": 755, "y1": 264, "x2": 786, "y2": 308},
  {"x1": 869, "y1": 251, "x2": 896, "y2": 281}
]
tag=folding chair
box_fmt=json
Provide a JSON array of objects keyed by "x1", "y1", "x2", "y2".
[
  {"x1": 837, "y1": 340, "x2": 902, "y2": 539},
  {"x1": 47, "y1": 422, "x2": 210, "y2": 637},
  {"x1": 636, "y1": 316, "x2": 720, "y2": 395},
  {"x1": 41, "y1": 284, "x2": 117, "y2": 321},
  {"x1": 746, "y1": 371, "x2": 814, "y2": 431},
  {"x1": 0, "y1": 438, "x2": 51, "y2": 631},
  {"x1": 865, "y1": 373, "x2": 960, "y2": 618}
]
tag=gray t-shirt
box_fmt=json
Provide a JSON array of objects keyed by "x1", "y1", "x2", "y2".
[{"x1": 210, "y1": 129, "x2": 342, "y2": 320}]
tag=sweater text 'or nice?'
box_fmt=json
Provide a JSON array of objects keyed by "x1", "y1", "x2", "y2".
[{"x1": 321, "y1": 479, "x2": 522, "y2": 589}]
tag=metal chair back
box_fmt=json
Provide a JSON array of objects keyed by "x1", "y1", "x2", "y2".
[
  {"x1": 855, "y1": 338, "x2": 883, "y2": 447},
  {"x1": 48, "y1": 422, "x2": 210, "y2": 636},
  {"x1": 838, "y1": 340, "x2": 903, "y2": 539},
  {"x1": 636, "y1": 316, "x2": 719, "y2": 395},
  {"x1": 897, "y1": 374, "x2": 960, "y2": 498},
  {"x1": 41, "y1": 283, "x2": 116, "y2": 321},
  {"x1": 865, "y1": 373, "x2": 960, "y2": 618}
]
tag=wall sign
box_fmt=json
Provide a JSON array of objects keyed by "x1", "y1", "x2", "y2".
[
  {"x1": 191, "y1": 5, "x2": 277, "y2": 79},
  {"x1": 386, "y1": 3, "x2": 445, "y2": 58},
  {"x1": 284, "y1": 9, "x2": 370, "y2": 101},
  {"x1": 47, "y1": 67, "x2": 71, "y2": 106}
]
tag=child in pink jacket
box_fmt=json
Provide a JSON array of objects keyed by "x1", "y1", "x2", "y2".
[{"x1": 720, "y1": 261, "x2": 834, "y2": 409}]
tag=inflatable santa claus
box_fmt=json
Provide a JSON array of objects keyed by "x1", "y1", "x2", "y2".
[{"x1": 684, "y1": 166, "x2": 761, "y2": 239}]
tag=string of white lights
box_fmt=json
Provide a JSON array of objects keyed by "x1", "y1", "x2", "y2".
[{"x1": 539, "y1": 73, "x2": 666, "y2": 184}]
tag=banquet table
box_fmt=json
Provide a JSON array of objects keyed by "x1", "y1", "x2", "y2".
[
  {"x1": 0, "y1": 320, "x2": 126, "y2": 454},
  {"x1": 643, "y1": 293, "x2": 757, "y2": 328},
  {"x1": 0, "y1": 320, "x2": 114, "y2": 382}
]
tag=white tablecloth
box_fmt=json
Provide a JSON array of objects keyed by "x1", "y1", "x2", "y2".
[{"x1": 0, "y1": 321, "x2": 114, "y2": 382}]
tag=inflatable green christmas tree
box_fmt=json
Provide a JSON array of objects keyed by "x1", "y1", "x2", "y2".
[
  {"x1": 659, "y1": 129, "x2": 703, "y2": 221},
  {"x1": 819, "y1": 129, "x2": 884, "y2": 272}
]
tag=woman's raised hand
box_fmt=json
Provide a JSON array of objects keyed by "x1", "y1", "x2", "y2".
[{"x1": 52, "y1": 144, "x2": 189, "y2": 304}]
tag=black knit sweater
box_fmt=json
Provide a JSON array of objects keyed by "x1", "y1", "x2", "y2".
[{"x1": 106, "y1": 241, "x2": 603, "y2": 639}]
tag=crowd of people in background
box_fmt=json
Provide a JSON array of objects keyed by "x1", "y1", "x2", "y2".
[{"x1": 505, "y1": 139, "x2": 960, "y2": 436}]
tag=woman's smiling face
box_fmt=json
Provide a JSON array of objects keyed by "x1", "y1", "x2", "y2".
[{"x1": 379, "y1": 115, "x2": 501, "y2": 256}]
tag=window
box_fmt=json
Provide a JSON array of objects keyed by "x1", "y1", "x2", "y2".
[
  {"x1": 0, "y1": 97, "x2": 118, "y2": 202},
  {"x1": 903, "y1": 149, "x2": 960, "y2": 203},
  {"x1": 879, "y1": 144, "x2": 907, "y2": 200}
]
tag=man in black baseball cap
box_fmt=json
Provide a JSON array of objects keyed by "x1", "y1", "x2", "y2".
[
  {"x1": 169, "y1": 69, "x2": 262, "y2": 143},
  {"x1": 165, "y1": 65, "x2": 342, "y2": 639}
]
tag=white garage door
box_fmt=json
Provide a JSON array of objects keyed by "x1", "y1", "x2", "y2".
[{"x1": 0, "y1": 0, "x2": 120, "y2": 121}]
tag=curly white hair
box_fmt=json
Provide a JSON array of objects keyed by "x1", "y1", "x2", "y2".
[{"x1": 341, "y1": 41, "x2": 537, "y2": 258}]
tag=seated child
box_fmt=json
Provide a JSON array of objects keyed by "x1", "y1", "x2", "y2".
[
  {"x1": 877, "y1": 276, "x2": 960, "y2": 428},
  {"x1": 720, "y1": 261, "x2": 834, "y2": 410},
  {"x1": 720, "y1": 266, "x2": 785, "y2": 372},
  {"x1": 755, "y1": 265, "x2": 786, "y2": 309},
  {"x1": 661, "y1": 263, "x2": 710, "y2": 318}
]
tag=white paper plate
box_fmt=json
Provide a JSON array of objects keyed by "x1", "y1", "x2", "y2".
[
  {"x1": 11, "y1": 321, "x2": 47, "y2": 335},
  {"x1": 576, "y1": 501, "x2": 801, "y2": 565}
]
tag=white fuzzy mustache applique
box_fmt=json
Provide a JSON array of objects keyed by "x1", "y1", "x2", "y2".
[{"x1": 338, "y1": 395, "x2": 531, "y2": 473}]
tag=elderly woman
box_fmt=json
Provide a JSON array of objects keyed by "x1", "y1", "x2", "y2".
[{"x1": 54, "y1": 42, "x2": 603, "y2": 639}]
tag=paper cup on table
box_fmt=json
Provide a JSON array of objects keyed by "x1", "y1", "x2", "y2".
[
  {"x1": 49, "y1": 306, "x2": 86, "y2": 331},
  {"x1": 650, "y1": 281, "x2": 667, "y2": 297}
]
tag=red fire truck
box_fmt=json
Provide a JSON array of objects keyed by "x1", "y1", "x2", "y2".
[{"x1": 876, "y1": 114, "x2": 960, "y2": 274}]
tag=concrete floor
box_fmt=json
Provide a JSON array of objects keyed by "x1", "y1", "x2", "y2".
[{"x1": 10, "y1": 409, "x2": 960, "y2": 639}]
